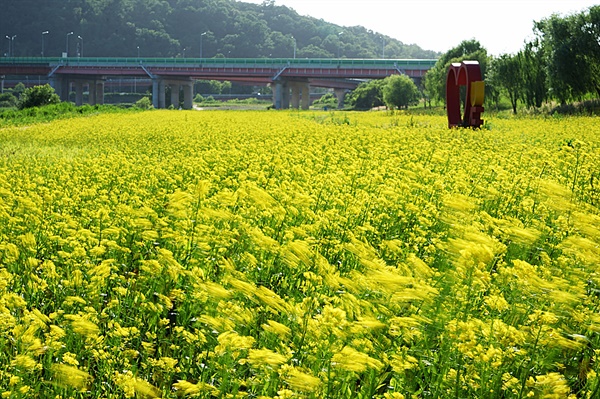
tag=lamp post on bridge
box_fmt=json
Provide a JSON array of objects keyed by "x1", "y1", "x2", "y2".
[
  {"x1": 292, "y1": 36, "x2": 296, "y2": 59},
  {"x1": 5, "y1": 35, "x2": 16, "y2": 57},
  {"x1": 200, "y1": 31, "x2": 208, "y2": 58},
  {"x1": 42, "y1": 31, "x2": 49, "y2": 57},
  {"x1": 78, "y1": 35, "x2": 83, "y2": 57},
  {"x1": 380, "y1": 36, "x2": 385, "y2": 58},
  {"x1": 337, "y1": 31, "x2": 343, "y2": 58},
  {"x1": 66, "y1": 31, "x2": 74, "y2": 57}
]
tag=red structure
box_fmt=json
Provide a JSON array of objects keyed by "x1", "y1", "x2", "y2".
[{"x1": 446, "y1": 60, "x2": 485, "y2": 128}]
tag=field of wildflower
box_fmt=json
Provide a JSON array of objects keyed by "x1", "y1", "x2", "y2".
[{"x1": 1, "y1": 110, "x2": 600, "y2": 399}]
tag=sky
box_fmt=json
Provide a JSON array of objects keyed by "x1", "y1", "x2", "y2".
[{"x1": 241, "y1": 0, "x2": 597, "y2": 56}]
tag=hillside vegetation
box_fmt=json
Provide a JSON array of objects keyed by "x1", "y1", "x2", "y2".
[{"x1": 1, "y1": 0, "x2": 439, "y2": 59}]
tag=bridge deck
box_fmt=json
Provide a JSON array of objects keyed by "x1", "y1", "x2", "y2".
[
  {"x1": 0, "y1": 56, "x2": 436, "y2": 67},
  {"x1": 0, "y1": 57, "x2": 436, "y2": 80}
]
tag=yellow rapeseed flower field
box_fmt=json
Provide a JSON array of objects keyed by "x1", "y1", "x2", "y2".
[{"x1": 1, "y1": 110, "x2": 599, "y2": 398}]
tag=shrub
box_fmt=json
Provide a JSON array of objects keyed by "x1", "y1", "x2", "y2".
[
  {"x1": 383, "y1": 74, "x2": 421, "y2": 110},
  {"x1": 134, "y1": 96, "x2": 152, "y2": 109},
  {"x1": 313, "y1": 93, "x2": 338, "y2": 108},
  {"x1": 17, "y1": 84, "x2": 60, "y2": 109},
  {"x1": 0, "y1": 92, "x2": 18, "y2": 108}
]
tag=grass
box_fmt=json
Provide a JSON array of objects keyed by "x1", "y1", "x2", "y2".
[{"x1": 0, "y1": 102, "x2": 141, "y2": 128}]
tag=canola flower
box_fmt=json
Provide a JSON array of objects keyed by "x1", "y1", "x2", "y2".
[{"x1": 0, "y1": 110, "x2": 599, "y2": 398}]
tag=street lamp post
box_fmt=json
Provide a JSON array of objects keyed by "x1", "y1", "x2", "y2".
[
  {"x1": 381, "y1": 36, "x2": 385, "y2": 58},
  {"x1": 137, "y1": 45, "x2": 140, "y2": 59},
  {"x1": 200, "y1": 31, "x2": 208, "y2": 58},
  {"x1": 66, "y1": 32, "x2": 73, "y2": 57},
  {"x1": 337, "y1": 32, "x2": 343, "y2": 58},
  {"x1": 292, "y1": 36, "x2": 296, "y2": 59},
  {"x1": 42, "y1": 31, "x2": 49, "y2": 57},
  {"x1": 6, "y1": 35, "x2": 16, "y2": 57},
  {"x1": 78, "y1": 35, "x2": 83, "y2": 57}
]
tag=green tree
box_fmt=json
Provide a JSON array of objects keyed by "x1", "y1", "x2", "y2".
[
  {"x1": 382, "y1": 74, "x2": 420, "y2": 109},
  {"x1": 531, "y1": 6, "x2": 600, "y2": 104},
  {"x1": 423, "y1": 40, "x2": 489, "y2": 106},
  {"x1": 0, "y1": 92, "x2": 18, "y2": 108},
  {"x1": 2, "y1": 0, "x2": 440, "y2": 59},
  {"x1": 17, "y1": 84, "x2": 60, "y2": 109},
  {"x1": 577, "y1": 6, "x2": 600, "y2": 98},
  {"x1": 520, "y1": 40, "x2": 548, "y2": 108},
  {"x1": 489, "y1": 54, "x2": 523, "y2": 114},
  {"x1": 348, "y1": 79, "x2": 387, "y2": 110},
  {"x1": 13, "y1": 82, "x2": 26, "y2": 99}
]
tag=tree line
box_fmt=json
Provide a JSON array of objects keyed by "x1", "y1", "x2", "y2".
[
  {"x1": 1, "y1": 0, "x2": 438, "y2": 60},
  {"x1": 422, "y1": 6, "x2": 600, "y2": 113},
  {"x1": 338, "y1": 6, "x2": 599, "y2": 112}
]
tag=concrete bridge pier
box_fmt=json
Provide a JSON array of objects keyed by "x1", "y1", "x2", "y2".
[
  {"x1": 282, "y1": 83, "x2": 290, "y2": 109},
  {"x1": 152, "y1": 78, "x2": 193, "y2": 109},
  {"x1": 334, "y1": 88, "x2": 348, "y2": 109},
  {"x1": 290, "y1": 82, "x2": 311, "y2": 110},
  {"x1": 301, "y1": 84, "x2": 310, "y2": 110},
  {"x1": 152, "y1": 79, "x2": 160, "y2": 108},
  {"x1": 87, "y1": 80, "x2": 105, "y2": 106},
  {"x1": 75, "y1": 81, "x2": 85, "y2": 106},
  {"x1": 273, "y1": 82, "x2": 283, "y2": 109},
  {"x1": 98, "y1": 82, "x2": 105, "y2": 105},
  {"x1": 274, "y1": 80, "x2": 291, "y2": 109},
  {"x1": 182, "y1": 83, "x2": 193, "y2": 110},
  {"x1": 50, "y1": 76, "x2": 105, "y2": 106},
  {"x1": 88, "y1": 82, "x2": 96, "y2": 105},
  {"x1": 152, "y1": 78, "x2": 167, "y2": 109},
  {"x1": 291, "y1": 83, "x2": 301, "y2": 109},
  {"x1": 170, "y1": 82, "x2": 180, "y2": 108},
  {"x1": 274, "y1": 80, "x2": 310, "y2": 110},
  {"x1": 50, "y1": 76, "x2": 69, "y2": 102}
]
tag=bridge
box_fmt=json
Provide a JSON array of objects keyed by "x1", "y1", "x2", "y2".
[{"x1": 0, "y1": 57, "x2": 437, "y2": 109}]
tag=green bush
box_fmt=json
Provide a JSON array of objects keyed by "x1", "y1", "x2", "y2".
[
  {"x1": 312, "y1": 93, "x2": 338, "y2": 108},
  {"x1": 0, "y1": 92, "x2": 18, "y2": 108},
  {"x1": 134, "y1": 97, "x2": 152, "y2": 109},
  {"x1": 383, "y1": 74, "x2": 421, "y2": 110},
  {"x1": 17, "y1": 84, "x2": 60, "y2": 109}
]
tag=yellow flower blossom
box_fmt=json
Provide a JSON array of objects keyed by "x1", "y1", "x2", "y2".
[{"x1": 50, "y1": 364, "x2": 92, "y2": 391}]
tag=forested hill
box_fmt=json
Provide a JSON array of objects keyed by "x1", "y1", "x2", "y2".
[{"x1": 2, "y1": 0, "x2": 439, "y2": 59}]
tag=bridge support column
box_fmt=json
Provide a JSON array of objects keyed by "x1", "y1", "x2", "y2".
[
  {"x1": 89, "y1": 81, "x2": 97, "y2": 106},
  {"x1": 170, "y1": 83, "x2": 180, "y2": 108},
  {"x1": 183, "y1": 82, "x2": 193, "y2": 110},
  {"x1": 152, "y1": 78, "x2": 167, "y2": 109},
  {"x1": 273, "y1": 80, "x2": 291, "y2": 110},
  {"x1": 159, "y1": 80, "x2": 166, "y2": 109},
  {"x1": 291, "y1": 83, "x2": 300, "y2": 109},
  {"x1": 152, "y1": 79, "x2": 160, "y2": 109},
  {"x1": 334, "y1": 88, "x2": 347, "y2": 109},
  {"x1": 95, "y1": 81, "x2": 105, "y2": 105},
  {"x1": 301, "y1": 83, "x2": 310, "y2": 110},
  {"x1": 51, "y1": 76, "x2": 70, "y2": 102},
  {"x1": 282, "y1": 82, "x2": 290, "y2": 109},
  {"x1": 75, "y1": 81, "x2": 84, "y2": 106},
  {"x1": 273, "y1": 82, "x2": 283, "y2": 109}
]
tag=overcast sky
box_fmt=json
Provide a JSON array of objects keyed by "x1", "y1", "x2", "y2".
[{"x1": 241, "y1": 0, "x2": 597, "y2": 56}]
